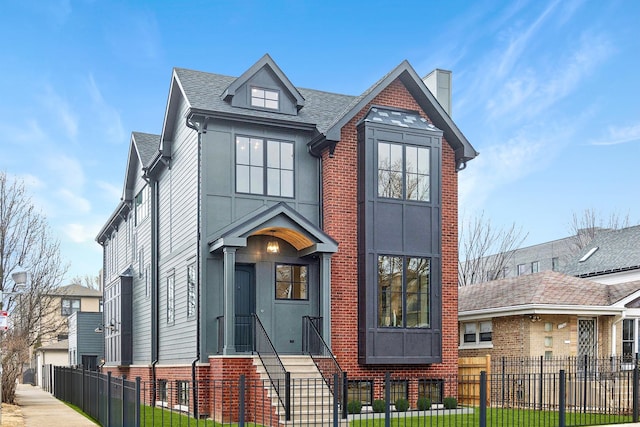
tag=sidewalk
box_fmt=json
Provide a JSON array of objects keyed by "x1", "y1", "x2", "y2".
[{"x1": 13, "y1": 384, "x2": 97, "y2": 426}]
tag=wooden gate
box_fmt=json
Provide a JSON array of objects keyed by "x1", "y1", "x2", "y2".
[{"x1": 458, "y1": 355, "x2": 491, "y2": 406}]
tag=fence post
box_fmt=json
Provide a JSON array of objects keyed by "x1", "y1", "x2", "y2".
[
  {"x1": 239, "y1": 374, "x2": 245, "y2": 427},
  {"x1": 285, "y1": 371, "x2": 291, "y2": 421},
  {"x1": 582, "y1": 354, "x2": 588, "y2": 414},
  {"x1": 501, "y1": 356, "x2": 505, "y2": 406},
  {"x1": 136, "y1": 377, "x2": 141, "y2": 427},
  {"x1": 539, "y1": 355, "x2": 544, "y2": 411},
  {"x1": 479, "y1": 371, "x2": 487, "y2": 427},
  {"x1": 559, "y1": 370, "x2": 566, "y2": 427},
  {"x1": 342, "y1": 371, "x2": 348, "y2": 419},
  {"x1": 82, "y1": 366, "x2": 86, "y2": 413},
  {"x1": 107, "y1": 371, "x2": 112, "y2": 427},
  {"x1": 633, "y1": 357, "x2": 639, "y2": 422},
  {"x1": 333, "y1": 373, "x2": 339, "y2": 427},
  {"x1": 384, "y1": 372, "x2": 391, "y2": 427}
]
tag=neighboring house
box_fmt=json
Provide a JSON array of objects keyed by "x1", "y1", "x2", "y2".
[
  {"x1": 34, "y1": 339, "x2": 69, "y2": 387},
  {"x1": 39, "y1": 284, "x2": 103, "y2": 345},
  {"x1": 68, "y1": 311, "x2": 104, "y2": 370},
  {"x1": 96, "y1": 54, "x2": 477, "y2": 417},
  {"x1": 562, "y1": 225, "x2": 640, "y2": 284},
  {"x1": 458, "y1": 271, "x2": 640, "y2": 362}
]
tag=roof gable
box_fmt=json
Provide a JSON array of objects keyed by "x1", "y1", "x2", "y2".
[
  {"x1": 208, "y1": 202, "x2": 337, "y2": 256},
  {"x1": 309, "y1": 60, "x2": 478, "y2": 168},
  {"x1": 221, "y1": 53, "x2": 305, "y2": 114}
]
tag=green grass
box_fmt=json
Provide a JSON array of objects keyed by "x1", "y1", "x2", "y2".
[
  {"x1": 140, "y1": 405, "x2": 220, "y2": 426},
  {"x1": 349, "y1": 407, "x2": 633, "y2": 426}
]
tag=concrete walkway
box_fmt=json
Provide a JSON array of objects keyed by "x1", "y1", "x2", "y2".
[{"x1": 14, "y1": 384, "x2": 97, "y2": 426}]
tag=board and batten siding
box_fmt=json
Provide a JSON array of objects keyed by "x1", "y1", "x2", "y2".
[{"x1": 156, "y1": 95, "x2": 198, "y2": 364}]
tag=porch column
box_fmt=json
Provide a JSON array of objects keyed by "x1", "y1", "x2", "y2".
[
  {"x1": 223, "y1": 247, "x2": 237, "y2": 355},
  {"x1": 320, "y1": 253, "x2": 332, "y2": 348}
]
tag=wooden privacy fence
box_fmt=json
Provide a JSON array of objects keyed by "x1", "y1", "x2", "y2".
[{"x1": 459, "y1": 355, "x2": 491, "y2": 406}]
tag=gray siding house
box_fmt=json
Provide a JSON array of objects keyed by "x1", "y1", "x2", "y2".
[{"x1": 96, "y1": 54, "x2": 477, "y2": 419}]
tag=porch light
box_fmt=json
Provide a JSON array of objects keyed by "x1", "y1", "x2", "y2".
[{"x1": 266, "y1": 230, "x2": 280, "y2": 254}]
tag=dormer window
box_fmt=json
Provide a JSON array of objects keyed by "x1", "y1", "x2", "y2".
[{"x1": 251, "y1": 87, "x2": 279, "y2": 110}]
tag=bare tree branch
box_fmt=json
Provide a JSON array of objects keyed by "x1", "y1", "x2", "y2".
[
  {"x1": 567, "y1": 208, "x2": 632, "y2": 252},
  {"x1": 0, "y1": 171, "x2": 69, "y2": 403},
  {"x1": 458, "y1": 211, "x2": 528, "y2": 287}
]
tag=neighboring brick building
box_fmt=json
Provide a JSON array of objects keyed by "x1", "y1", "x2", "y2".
[
  {"x1": 96, "y1": 54, "x2": 477, "y2": 421},
  {"x1": 459, "y1": 271, "x2": 640, "y2": 362}
]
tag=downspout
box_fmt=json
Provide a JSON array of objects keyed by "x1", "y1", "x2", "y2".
[
  {"x1": 186, "y1": 115, "x2": 203, "y2": 415},
  {"x1": 143, "y1": 171, "x2": 160, "y2": 405}
]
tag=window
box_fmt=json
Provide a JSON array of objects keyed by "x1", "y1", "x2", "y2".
[
  {"x1": 251, "y1": 87, "x2": 279, "y2": 109},
  {"x1": 134, "y1": 186, "x2": 150, "y2": 225},
  {"x1": 138, "y1": 248, "x2": 144, "y2": 278},
  {"x1": 552, "y1": 257, "x2": 559, "y2": 271},
  {"x1": 236, "y1": 136, "x2": 294, "y2": 197},
  {"x1": 166, "y1": 273, "x2": 175, "y2": 324},
  {"x1": 378, "y1": 256, "x2": 430, "y2": 328},
  {"x1": 58, "y1": 334, "x2": 68, "y2": 341},
  {"x1": 347, "y1": 380, "x2": 373, "y2": 405},
  {"x1": 623, "y1": 319, "x2": 635, "y2": 363},
  {"x1": 144, "y1": 265, "x2": 150, "y2": 298},
  {"x1": 177, "y1": 380, "x2": 189, "y2": 407},
  {"x1": 544, "y1": 336, "x2": 553, "y2": 347},
  {"x1": 377, "y1": 142, "x2": 430, "y2": 201},
  {"x1": 187, "y1": 263, "x2": 196, "y2": 318},
  {"x1": 61, "y1": 298, "x2": 81, "y2": 316},
  {"x1": 418, "y1": 379, "x2": 443, "y2": 404},
  {"x1": 462, "y1": 320, "x2": 492, "y2": 345},
  {"x1": 531, "y1": 261, "x2": 540, "y2": 273},
  {"x1": 275, "y1": 264, "x2": 308, "y2": 300},
  {"x1": 517, "y1": 263, "x2": 527, "y2": 276},
  {"x1": 383, "y1": 380, "x2": 408, "y2": 402},
  {"x1": 157, "y1": 380, "x2": 168, "y2": 403}
]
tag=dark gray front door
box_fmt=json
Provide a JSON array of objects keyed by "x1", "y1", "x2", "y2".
[{"x1": 235, "y1": 264, "x2": 256, "y2": 352}]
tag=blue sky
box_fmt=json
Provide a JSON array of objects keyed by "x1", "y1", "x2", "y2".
[{"x1": 1, "y1": 0, "x2": 639, "y2": 283}]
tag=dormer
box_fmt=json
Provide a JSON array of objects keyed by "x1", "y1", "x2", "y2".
[{"x1": 221, "y1": 53, "x2": 305, "y2": 115}]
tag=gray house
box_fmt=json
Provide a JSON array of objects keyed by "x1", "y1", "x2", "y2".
[
  {"x1": 68, "y1": 311, "x2": 104, "y2": 370},
  {"x1": 96, "y1": 54, "x2": 477, "y2": 418}
]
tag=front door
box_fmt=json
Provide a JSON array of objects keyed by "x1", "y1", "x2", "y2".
[
  {"x1": 578, "y1": 318, "x2": 597, "y2": 376},
  {"x1": 235, "y1": 265, "x2": 256, "y2": 353}
]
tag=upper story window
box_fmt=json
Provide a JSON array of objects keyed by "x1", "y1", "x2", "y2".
[
  {"x1": 187, "y1": 263, "x2": 196, "y2": 318},
  {"x1": 378, "y1": 256, "x2": 430, "y2": 328},
  {"x1": 531, "y1": 261, "x2": 540, "y2": 273},
  {"x1": 134, "y1": 186, "x2": 150, "y2": 225},
  {"x1": 517, "y1": 263, "x2": 527, "y2": 276},
  {"x1": 251, "y1": 87, "x2": 279, "y2": 110},
  {"x1": 166, "y1": 273, "x2": 175, "y2": 324},
  {"x1": 378, "y1": 142, "x2": 430, "y2": 201},
  {"x1": 61, "y1": 298, "x2": 81, "y2": 316},
  {"x1": 236, "y1": 136, "x2": 294, "y2": 197}
]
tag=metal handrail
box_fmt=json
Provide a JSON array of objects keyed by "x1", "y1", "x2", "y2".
[
  {"x1": 302, "y1": 316, "x2": 344, "y2": 407},
  {"x1": 250, "y1": 313, "x2": 290, "y2": 417}
]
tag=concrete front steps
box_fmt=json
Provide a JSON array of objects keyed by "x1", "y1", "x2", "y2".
[{"x1": 253, "y1": 355, "x2": 348, "y2": 426}]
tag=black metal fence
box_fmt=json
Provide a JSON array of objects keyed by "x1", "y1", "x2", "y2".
[{"x1": 54, "y1": 361, "x2": 640, "y2": 427}]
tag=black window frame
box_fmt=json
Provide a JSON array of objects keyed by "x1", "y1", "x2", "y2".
[
  {"x1": 418, "y1": 379, "x2": 444, "y2": 404},
  {"x1": 347, "y1": 380, "x2": 373, "y2": 406},
  {"x1": 383, "y1": 379, "x2": 408, "y2": 403},
  {"x1": 235, "y1": 136, "x2": 294, "y2": 198},
  {"x1": 377, "y1": 255, "x2": 430, "y2": 329},
  {"x1": 275, "y1": 263, "x2": 309, "y2": 301},
  {"x1": 61, "y1": 298, "x2": 81, "y2": 316},
  {"x1": 377, "y1": 141, "x2": 431, "y2": 202}
]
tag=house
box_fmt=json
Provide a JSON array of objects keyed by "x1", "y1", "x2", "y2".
[
  {"x1": 31, "y1": 284, "x2": 102, "y2": 386},
  {"x1": 96, "y1": 54, "x2": 477, "y2": 419},
  {"x1": 562, "y1": 224, "x2": 640, "y2": 284},
  {"x1": 68, "y1": 311, "x2": 104, "y2": 370}
]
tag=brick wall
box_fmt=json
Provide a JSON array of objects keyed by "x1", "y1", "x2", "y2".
[{"x1": 322, "y1": 79, "x2": 459, "y2": 382}]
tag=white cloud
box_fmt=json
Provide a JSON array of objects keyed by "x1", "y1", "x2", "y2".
[
  {"x1": 56, "y1": 188, "x2": 91, "y2": 214},
  {"x1": 63, "y1": 222, "x2": 100, "y2": 244},
  {"x1": 97, "y1": 180, "x2": 123, "y2": 201},
  {"x1": 45, "y1": 154, "x2": 85, "y2": 190},
  {"x1": 42, "y1": 85, "x2": 78, "y2": 140},
  {"x1": 86, "y1": 74, "x2": 126, "y2": 144},
  {"x1": 591, "y1": 123, "x2": 640, "y2": 146}
]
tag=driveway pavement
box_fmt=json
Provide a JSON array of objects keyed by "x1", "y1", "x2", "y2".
[{"x1": 13, "y1": 383, "x2": 97, "y2": 426}]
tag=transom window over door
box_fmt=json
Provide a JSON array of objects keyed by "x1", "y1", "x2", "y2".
[
  {"x1": 236, "y1": 136, "x2": 294, "y2": 197},
  {"x1": 378, "y1": 142, "x2": 430, "y2": 201},
  {"x1": 378, "y1": 255, "x2": 430, "y2": 328}
]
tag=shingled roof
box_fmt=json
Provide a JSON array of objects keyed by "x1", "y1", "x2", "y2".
[
  {"x1": 459, "y1": 271, "x2": 640, "y2": 314},
  {"x1": 562, "y1": 225, "x2": 640, "y2": 278}
]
